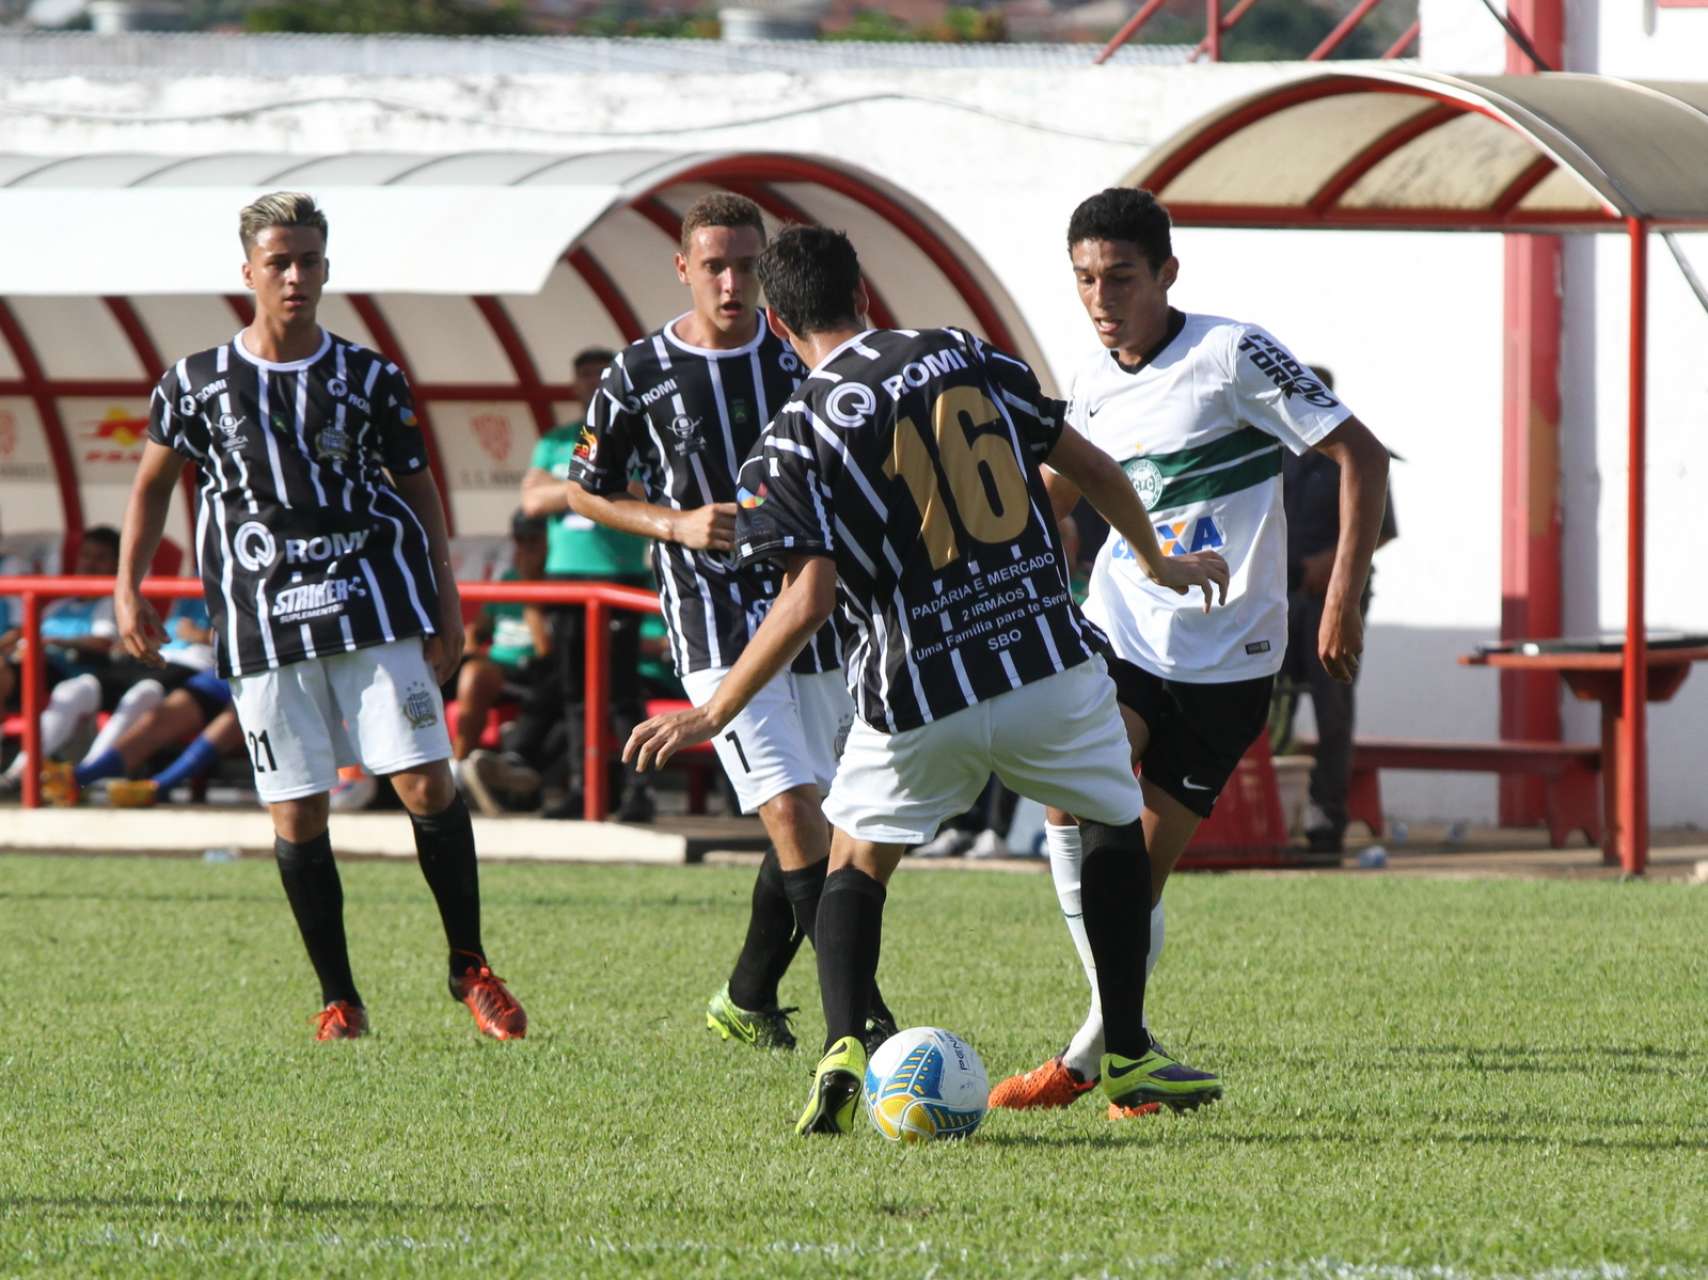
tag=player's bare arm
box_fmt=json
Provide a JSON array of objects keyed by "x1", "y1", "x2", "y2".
[
  {"x1": 1310, "y1": 415, "x2": 1390, "y2": 682},
  {"x1": 564, "y1": 484, "x2": 737, "y2": 553},
  {"x1": 1041, "y1": 466, "x2": 1082, "y2": 524},
  {"x1": 114, "y1": 439, "x2": 186, "y2": 666},
  {"x1": 625, "y1": 553, "x2": 836, "y2": 771},
  {"x1": 1045, "y1": 426, "x2": 1228, "y2": 611},
  {"x1": 519, "y1": 465, "x2": 566, "y2": 517},
  {"x1": 392, "y1": 468, "x2": 464, "y2": 684}
]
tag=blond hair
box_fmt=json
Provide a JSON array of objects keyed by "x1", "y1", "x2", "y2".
[
  {"x1": 239, "y1": 191, "x2": 328, "y2": 253},
  {"x1": 679, "y1": 192, "x2": 765, "y2": 255}
]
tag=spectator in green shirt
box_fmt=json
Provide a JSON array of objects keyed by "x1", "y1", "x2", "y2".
[{"x1": 519, "y1": 347, "x2": 657, "y2": 822}]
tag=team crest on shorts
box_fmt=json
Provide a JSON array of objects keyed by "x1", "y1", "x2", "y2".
[
  {"x1": 402, "y1": 682, "x2": 439, "y2": 730},
  {"x1": 316, "y1": 426, "x2": 352, "y2": 465}
]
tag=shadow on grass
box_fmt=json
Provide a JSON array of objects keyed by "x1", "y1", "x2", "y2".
[
  {"x1": 980, "y1": 1126, "x2": 1708, "y2": 1154},
  {"x1": 6, "y1": 1192, "x2": 489, "y2": 1218},
  {"x1": 1373, "y1": 1043, "x2": 1695, "y2": 1079}
]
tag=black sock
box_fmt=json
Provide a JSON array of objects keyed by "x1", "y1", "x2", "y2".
[
  {"x1": 781, "y1": 857, "x2": 827, "y2": 944},
  {"x1": 785, "y1": 859, "x2": 894, "y2": 1032},
  {"x1": 1078, "y1": 817, "x2": 1154, "y2": 1061},
  {"x1": 727, "y1": 846, "x2": 799, "y2": 1011},
  {"x1": 274, "y1": 831, "x2": 360, "y2": 1007},
  {"x1": 815, "y1": 866, "x2": 887, "y2": 1053},
  {"x1": 408, "y1": 793, "x2": 485, "y2": 977}
]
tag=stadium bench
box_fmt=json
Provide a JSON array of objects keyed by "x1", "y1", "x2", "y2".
[{"x1": 1293, "y1": 737, "x2": 1602, "y2": 849}]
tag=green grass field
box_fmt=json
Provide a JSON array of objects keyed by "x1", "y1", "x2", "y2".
[{"x1": 2, "y1": 852, "x2": 1704, "y2": 1279}]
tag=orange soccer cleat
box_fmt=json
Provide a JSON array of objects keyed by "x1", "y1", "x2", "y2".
[
  {"x1": 988, "y1": 1055, "x2": 1098, "y2": 1110},
  {"x1": 1107, "y1": 1099, "x2": 1165, "y2": 1120},
  {"x1": 453, "y1": 965, "x2": 528, "y2": 1040},
  {"x1": 312, "y1": 1000, "x2": 370, "y2": 1041}
]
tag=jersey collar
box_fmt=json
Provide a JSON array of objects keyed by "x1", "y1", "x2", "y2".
[
  {"x1": 231, "y1": 327, "x2": 332, "y2": 373},
  {"x1": 806, "y1": 328, "x2": 878, "y2": 377},
  {"x1": 662, "y1": 309, "x2": 767, "y2": 359},
  {"x1": 1110, "y1": 308, "x2": 1186, "y2": 375}
]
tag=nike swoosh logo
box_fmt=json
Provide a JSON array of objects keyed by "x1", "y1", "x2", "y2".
[
  {"x1": 1106, "y1": 1059, "x2": 1147, "y2": 1080},
  {"x1": 1182, "y1": 777, "x2": 1211, "y2": 791},
  {"x1": 1088, "y1": 404, "x2": 1103, "y2": 418}
]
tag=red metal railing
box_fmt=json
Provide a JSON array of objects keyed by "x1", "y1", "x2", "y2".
[{"x1": 0, "y1": 575, "x2": 662, "y2": 821}]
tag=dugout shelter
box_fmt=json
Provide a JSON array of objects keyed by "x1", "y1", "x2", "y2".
[
  {"x1": 1128, "y1": 67, "x2": 1708, "y2": 874},
  {"x1": 0, "y1": 148, "x2": 1042, "y2": 551}
]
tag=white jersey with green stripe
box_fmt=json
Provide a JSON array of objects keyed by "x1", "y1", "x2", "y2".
[{"x1": 1065, "y1": 311, "x2": 1351, "y2": 683}]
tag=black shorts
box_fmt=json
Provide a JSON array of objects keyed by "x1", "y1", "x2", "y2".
[{"x1": 1107, "y1": 656, "x2": 1273, "y2": 819}]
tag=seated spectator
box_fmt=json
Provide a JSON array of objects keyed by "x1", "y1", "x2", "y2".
[
  {"x1": 519, "y1": 346, "x2": 658, "y2": 822},
  {"x1": 64, "y1": 597, "x2": 232, "y2": 796},
  {"x1": 453, "y1": 512, "x2": 548, "y2": 815},
  {"x1": 107, "y1": 707, "x2": 246, "y2": 807},
  {"x1": 0, "y1": 527, "x2": 126, "y2": 794}
]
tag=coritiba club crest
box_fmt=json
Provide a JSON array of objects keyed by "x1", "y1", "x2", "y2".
[{"x1": 1124, "y1": 457, "x2": 1165, "y2": 508}]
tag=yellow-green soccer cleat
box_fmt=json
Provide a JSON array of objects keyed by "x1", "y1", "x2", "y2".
[
  {"x1": 796, "y1": 1036, "x2": 867, "y2": 1137},
  {"x1": 705, "y1": 982, "x2": 797, "y2": 1050},
  {"x1": 1100, "y1": 1045, "x2": 1223, "y2": 1114}
]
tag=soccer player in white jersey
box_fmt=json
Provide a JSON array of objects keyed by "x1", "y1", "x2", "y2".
[
  {"x1": 626, "y1": 226, "x2": 1233, "y2": 1135},
  {"x1": 114, "y1": 193, "x2": 526, "y2": 1042},
  {"x1": 991, "y1": 188, "x2": 1390, "y2": 1113}
]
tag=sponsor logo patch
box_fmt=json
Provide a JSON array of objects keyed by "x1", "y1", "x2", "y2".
[
  {"x1": 272, "y1": 575, "x2": 367, "y2": 624},
  {"x1": 233, "y1": 521, "x2": 277, "y2": 572},
  {"x1": 1237, "y1": 332, "x2": 1340, "y2": 408},
  {"x1": 736, "y1": 483, "x2": 767, "y2": 510}
]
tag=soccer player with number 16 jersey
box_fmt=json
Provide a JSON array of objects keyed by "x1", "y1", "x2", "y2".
[
  {"x1": 626, "y1": 226, "x2": 1232, "y2": 1135},
  {"x1": 115, "y1": 193, "x2": 526, "y2": 1042}
]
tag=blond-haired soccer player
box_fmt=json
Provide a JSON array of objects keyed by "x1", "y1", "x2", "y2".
[{"x1": 115, "y1": 192, "x2": 526, "y2": 1042}]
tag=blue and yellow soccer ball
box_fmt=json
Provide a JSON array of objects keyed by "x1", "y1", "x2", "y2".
[{"x1": 864, "y1": 1027, "x2": 989, "y2": 1143}]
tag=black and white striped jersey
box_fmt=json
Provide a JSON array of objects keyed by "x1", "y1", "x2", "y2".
[
  {"x1": 568, "y1": 311, "x2": 840, "y2": 677},
  {"x1": 733, "y1": 327, "x2": 1102, "y2": 734},
  {"x1": 146, "y1": 329, "x2": 440, "y2": 680}
]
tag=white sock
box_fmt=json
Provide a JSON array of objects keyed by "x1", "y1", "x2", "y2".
[
  {"x1": 83, "y1": 679, "x2": 163, "y2": 762},
  {"x1": 4, "y1": 673, "x2": 101, "y2": 779},
  {"x1": 1060, "y1": 894, "x2": 1168, "y2": 1076}
]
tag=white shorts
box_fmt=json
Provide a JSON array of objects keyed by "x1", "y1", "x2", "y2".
[
  {"x1": 823, "y1": 656, "x2": 1143, "y2": 845},
  {"x1": 680, "y1": 665, "x2": 854, "y2": 815},
  {"x1": 228, "y1": 638, "x2": 452, "y2": 804}
]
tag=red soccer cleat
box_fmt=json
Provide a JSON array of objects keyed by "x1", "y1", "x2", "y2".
[
  {"x1": 312, "y1": 1000, "x2": 369, "y2": 1041},
  {"x1": 453, "y1": 965, "x2": 528, "y2": 1040},
  {"x1": 988, "y1": 1055, "x2": 1098, "y2": 1110}
]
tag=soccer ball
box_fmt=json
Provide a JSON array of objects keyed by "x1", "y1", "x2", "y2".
[{"x1": 863, "y1": 1027, "x2": 988, "y2": 1142}]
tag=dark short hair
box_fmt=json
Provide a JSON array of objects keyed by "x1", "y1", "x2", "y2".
[
  {"x1": 679, "y1": 192, "x2": 766, "y2": 256},
  {"x1": 511, "y1": 510, "x2": 548, "y2": 541},
  {"x1": 757, "y1": 226, "x2": 863, "y2": 338},
  {"x1": 83, "y1": 526, "x2": 120, "y2": 553},
  {"x1": 1309, "y1": 365, "x2": 1336, "y2": 391},
  {"x1": 572, "y1": 346, "x2": 614, "y2": 373},
  {"x1": 1066, "y1": 188, "x2": 1173, "y2": 272}
]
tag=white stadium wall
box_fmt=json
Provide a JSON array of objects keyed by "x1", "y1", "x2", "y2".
[{"x1": 1, "y1": 37, "x2": 1702, "y2": 826}]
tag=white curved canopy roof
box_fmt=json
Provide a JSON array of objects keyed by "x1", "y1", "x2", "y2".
[
  {"x1": 1128, "y1": 70, "x2": 1708, "y2": 232},
  {"x1": 0, "y1": 148, "x2": 1043, "y2": 543}
]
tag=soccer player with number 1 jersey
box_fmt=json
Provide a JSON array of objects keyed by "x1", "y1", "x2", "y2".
[
  {"x1": 626, "y1": 226, "x2": 1232, "y2": 1135},
  {"x1": 115, "y1": 193, "x2": 526, "y2": 1042},
  {"x1": 991, "y1": 188, "x2": 1391, "y2": 1112},
  {"x1": 554, "y1": 194, "x2": 894, "y2": 1052}
]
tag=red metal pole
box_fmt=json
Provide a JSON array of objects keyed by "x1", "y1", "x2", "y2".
[
  {"x1": 20, "y1": 591, "x2": 41, "y2": 809},
  {"x1": 1189, "y1": 0, "x2": 1259, "y2": 62},
  {"x1": 1307, "y1": 0, "x2": 1383, "y2": 60},
  {"x1": 584, "y1": 598, "x2": 610, "y2": 822},
  {"x1": 1381, "y1": 17, "x2": 1420, "y2": 57},
  {"x1": 1621, "y1": 219, "x2": 1650, "y2": 875},
  {"x1": 1497, "y1": 0, "x2": 1565, "y2": 828},
  {"x1": 1206, "y1": 0, "x2": 1223, "y2": 61},
  {"x1": 1094, "y1": 0, "x2": 1170, "y2": 64}
]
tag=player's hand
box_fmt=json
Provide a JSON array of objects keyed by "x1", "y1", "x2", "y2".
[
  {"x1": 423, "y1": 628, "x2": 462, "y2": 686},
  {"x1": 625, "y1": 704, "x2": 720, "y2": 772},
  {"x1": 1318, "y1": 597, "x2": 1363, "y2": 683},
  {"x1": 114, "y1": 590, "x2": 168, "y2": 667},
  {"x1": 673, "y1": 503, "x2": 738, "y2": 553},
  {"x1": 1155, "y1": 551, "x2": 1229, "y2": 612}
]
